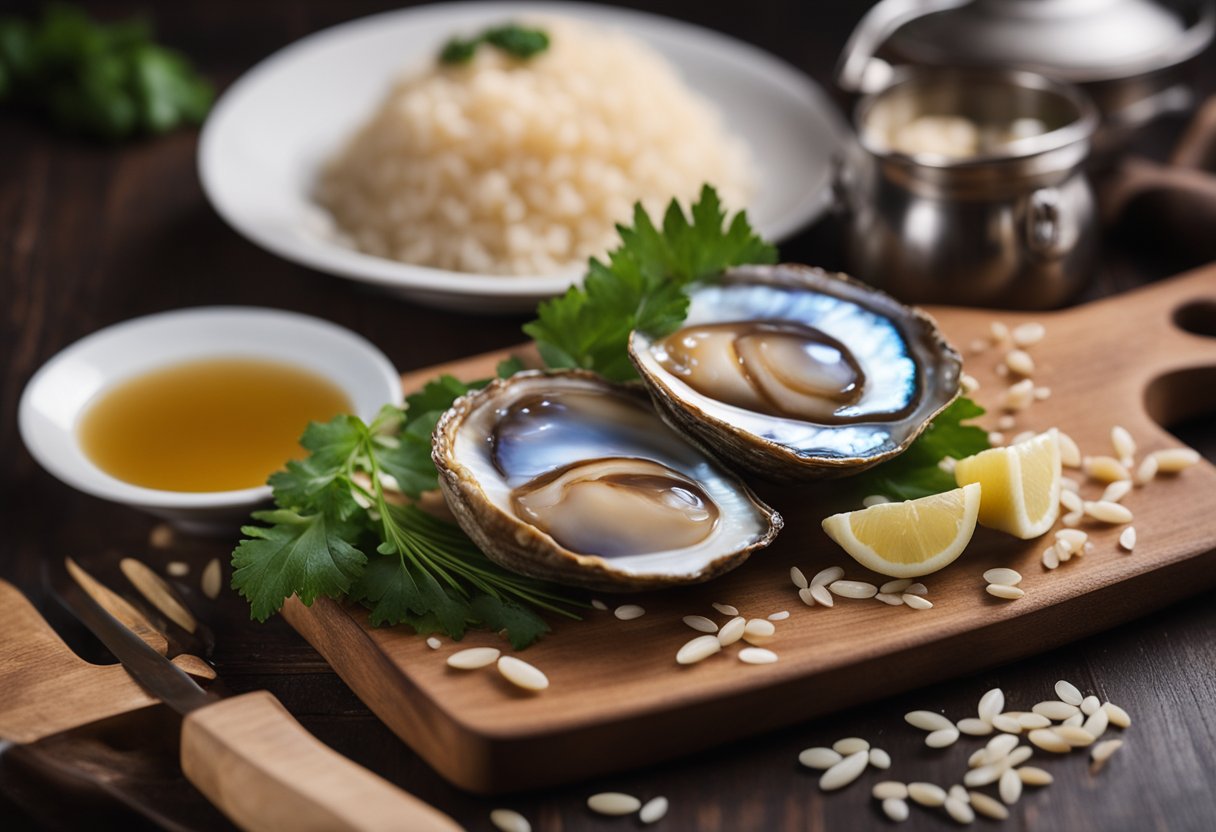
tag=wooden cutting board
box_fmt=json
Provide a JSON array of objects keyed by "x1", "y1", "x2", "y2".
[{"x1": 283, "y1": 264, "x2": 1216, "y2": 795}]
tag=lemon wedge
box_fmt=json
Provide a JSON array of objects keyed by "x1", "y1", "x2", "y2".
[
  {"x1": 821, "y1": 483, "x2": 982, "y2": 578},
  {"x1": 954, "y1": 429, "x2": 1061, "y2": 539}
]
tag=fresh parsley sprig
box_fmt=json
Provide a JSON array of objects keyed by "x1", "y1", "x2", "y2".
[
  {"x1": 232, "y1": 358, "x2": 578, "y2": 649},
  {"x1": 523, "y1": 185, "x2": 778, "y2": 381},
  {"x1": 851, "y1": 398, "x2": 990, "y2": 501},
  {"x1": 440, "y1": 23, "x2": 550, "y2": 65}
]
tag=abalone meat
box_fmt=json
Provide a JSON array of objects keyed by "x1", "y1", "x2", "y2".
[
  {"x1": 629, "y1": 264, "x2": 963, "y2": 480},
  {"x1": 432, "y1": 370, "x2": 782, "y2": 591}
]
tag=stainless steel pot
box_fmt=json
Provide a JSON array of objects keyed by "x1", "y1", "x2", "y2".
[
  {"x1": 838, "y1": 68, "x2": 1100, "y2": 308},
  {"x1": 837, "y1": 0, "x2": 1214, "y2": 152}
]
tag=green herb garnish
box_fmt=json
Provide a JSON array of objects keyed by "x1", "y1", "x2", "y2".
[
  {"x1": 440, "y1": 23, "x2": 550, "y2": 65},
  {"x1": 232, "y1": 360, "x2": 580, "y2": 649},
  {"x1": 0, "y1": 5, "x2": 212, "y2": 140},
  {"x1": 523, "y1": 185, "x2": 777, "y2": 381},
  {"x1": 852, "y1": 397, "x2": 990, "y2": 501}
]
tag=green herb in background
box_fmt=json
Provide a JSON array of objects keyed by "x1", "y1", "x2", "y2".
[
  {"x1": 852, "y1": 398, "x2": 991, "y2": 501},
  {"x1": 523, "y1": 185, "x2": 778, "y2": 381},
  {"x1": 0, "y1": 4, "x2": 212, "y2": 140},
  {"x1": 440, "y1": 23, "x2": 550, "y2": 65},
  {"x1": 232, "y1": 358, "x2": 579, "y2": 649}
]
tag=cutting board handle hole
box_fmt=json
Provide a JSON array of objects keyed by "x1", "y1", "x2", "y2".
[
  {"x1": 1144, "y1": 367, "x2": 1216, "y2": 431},
  {"x1": 1173, "y1": 300, "x2": 1216, "y2": 338}
]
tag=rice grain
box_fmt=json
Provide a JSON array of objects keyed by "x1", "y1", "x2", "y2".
[
  {"x1": 945, "y1": 796, "x2": 975, "y2": 824},
  {"x1": 587, "y1": 792, "x2": 641, "y2": 816},
  {"x1": 1084, "y1": 500, "x2": 1133, "y2": 524},
  {"x1": 1028, "y1": 729, "x2": 1071, "y2": 753},
  {"x1": 907, "y1": 782, "x2": 947, "y2": 806},
  {"x1": 1120, "y1": 526, "x2": 1137, "y2": 551},
  {"x1": 833, "y1": 737, "x2": 871, "y2": 755},
  {"x1": 873, "y1": 781, "x2": 907, "y2": 800},
  {"x1": 1151, "y1": 447, "x2": 1200, "y2": 472},
  {"x1": 1058, "y1": 431, "x2": 1081, "y2": 467},
  {"x1": 639, "y1": 796, "x2": 668, "y2": 825},
  {"x1": 447, "y1": 647, "x2": 501, "y2": 669},
  {"x1": 798, "y1": 747, "x2": 842, "y2": 769},
  {"x1": 1103, "y1": 702, "x2": 1132, "y2": 728},
  {"x1": 957, "y1": 718, "x2": 994, "y2": 736},
  {"x1": 712, "y1": 602, "x2": 739, "y2": 616},
  {"x1": 1055, "y1": 679, "x2": 1083, "y2": 705},
  {"x1": 906, "y1": 711, "x2": 955, "y2": 732},
  {"x1": 903, "y1": 594, "x2": 934, "y2": 610},
  {"x1": 926, "y1": 728, "x2": 961, "y2": 748},
  {"x1": 676, "y1": 635, "x2": 722, "y2": 665},
  {"x1": 1033, "y1": 700, "x2": 1080, "y2": 720},
  {"x1": 683, "y1": 615, "x2": 718, "y2": 633},
  {"x1": 985, "y1": 584, "x2": 1025, "y2": 600},
  {"x1": 790, "y1": 566, "x2": 808, "y2": 589},
  {"x1": 819, "y1": 750, "x2": 869, "y2": 791},
  {"x1": 497, "y1": 656, "x2": 549, "y2": 691},
  {"x1": 1083, "y1": 456, "x2": 1131, "y2": 483},
  {"x1": 811, "y1": 566, "x2": 844, "y2": 586},
  {"x1": 1017, "y1": 766, "x2": 1054, "y2": 785},
  {"x1": 717, "y1": 617, "x2": 746, "y2": 646},
  {"x1": 983, "y1": 568, "x2": 1022, "y2": 586},
  {"x1": 614, "y1": 604, "x2": 645, "y2": 620},
  {"x1": 738, "y1": 647, "x2": 778, "y2": 665},
  {"x1": 829, "y1": 580, "x2": 878, "y2": 599},
  {"x1": 490, "y1": 808, "x2": 531, "y2": 832},
  {"x1": 969, "y1": 791, "x2": 1010, "y2": 820},
  {"x1": 999, "y1": 768, "x2": 1022, "y2": 804},
  {"x1": 882, "y1": 798, "x2": 910, "y2": 822},
  {"x1": 869, "y1": 748, "x2": 892, "y2": 770},
  {"x1": 810, "y1": 584, "x2": 834, "y2": 607},
  {"x1": 978, "y1": 688, "x2": 1005, "y2": 722}
]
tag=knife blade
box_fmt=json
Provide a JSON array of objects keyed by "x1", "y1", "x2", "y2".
[{"x1": 55, "y1": 559, "x2": 463, "y2": 832}]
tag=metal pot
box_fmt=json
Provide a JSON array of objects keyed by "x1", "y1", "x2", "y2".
[
  {"x1": 837, "y1": 0, "x2": 1214, "y2": 152},
  {"x1": 837, "y1": 68, "x2": 1100, "y2": 308}
]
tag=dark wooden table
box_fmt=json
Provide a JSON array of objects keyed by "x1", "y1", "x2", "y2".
[{"x1": 2, "y1": 2, "x2": 1214, "y2": 830}]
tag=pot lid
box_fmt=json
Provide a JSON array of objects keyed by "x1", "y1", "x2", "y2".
[{"x1": 888, "y1": 0, "x2": 1208, "y2": 79}]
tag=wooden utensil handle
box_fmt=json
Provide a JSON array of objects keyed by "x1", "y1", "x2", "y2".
[{"x1": 180, "y1": 691, "x2": 462, "y2": 832}]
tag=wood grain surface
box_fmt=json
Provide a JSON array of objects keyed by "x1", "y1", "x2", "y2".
[
  {"x1": 283, "y1": 268, "x2": 1216, "y2": 793},
  {"x1": 2, "y1": 1, "x2": 1215, "y2": 830}
]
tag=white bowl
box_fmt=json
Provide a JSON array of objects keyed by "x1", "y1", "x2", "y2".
[
  {"x1": 18, "y1": 307, "x2": 401, "y2": 534},
  {"x1": 198, "y1": 1, "x2": 848, "y2": 314}
]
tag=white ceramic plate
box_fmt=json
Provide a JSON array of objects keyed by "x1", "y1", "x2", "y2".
[
  {"x1": 18, "y1": 307, "x2": 401, "y2": 533},
  {"x1": 198, "y1": 1, "x2": 848, "y2": 314}
]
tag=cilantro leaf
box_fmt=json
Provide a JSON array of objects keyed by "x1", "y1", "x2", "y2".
[
  {"x1": 496, "y1": 356, "x2": 525, "y2": 378},
  {"x1": 470, "y1": 594, "x2": 550, "y2": 650},
  {"x1": 523, "y1": 185, "x2": 776, "y2": 381},
  {"x1": 439, "y1": 23, "x2": 549, "y2": 65},
  {"x1": 232, "y1": 509, "x2": 367, "y2": 621},
  {"x1": 852, "y1": 397, "x2": 990, "y2": 501}
]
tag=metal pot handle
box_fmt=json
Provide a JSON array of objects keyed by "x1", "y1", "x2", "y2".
[
  {"x1": 1025, "y1": 188, "x2": 1067, "y2": 260},
  {"x1": 835, "y1": 0, "x2": 974, "y2": 95}
]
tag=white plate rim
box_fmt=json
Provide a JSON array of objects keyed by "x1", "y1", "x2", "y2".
[{"x1": 18, "y1": 306, "x2": 402, "y2": 510}]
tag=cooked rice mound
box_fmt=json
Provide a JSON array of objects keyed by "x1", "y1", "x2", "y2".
[{"x1": 315, "y1": 19, "x2": 754, "y2": 275}]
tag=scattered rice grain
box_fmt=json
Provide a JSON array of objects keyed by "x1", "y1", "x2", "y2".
[
  {"x1": 1083, "y1": 708, "x2": 1109, "y2": 737},
  {"x1": 1102, "y1": 480, "x2": 1133, "y2": 503},
  {"x1": 1120, "y1": 526, "x2": 1137, "y2": 551},
  {"x1": 1017, "y1": 713, "x2": 1051, "y2": 729},
  {"x1": 1060, "y1": 489, "x2": 1083, "y2": 512},
  {"x1": 945, "y1": 795, "x2": 975, "y2": 824},
  {"x1": 744, "y1": 618, "x2": 776, "y2": 639},
  {"x1": 1084, "y1": 456, "x2": 1132, "y2": 483},
  {"x1": 683, "y1": 615, "x2": 718, "y2": 633},
  {"x1": 905, "y1": 582, "x2": 929, "y2": 596},
  {"x1": 961, "y1": 373, "x2": 980, "y2": 393},
  {"x1": 829, "y1": 580, "x2": 878, "y2": 599},
  {"x1": 1091, "y1": 738, "x2": 1124, "y2": 771},
  {"x1": 990, "y1": 321, "x2": 1010, "y2": 343},
  {"x1": 1103, "y1": 702, "x2": 1132, "y2": 728},
  {"x1": 863, "y1": 494, "x2": 891, "y2": 508},
  {"x1": 882, "y1": 798, "x2": 910, "y2": 822},
  {"x1": 906, "y1": 711, "x2": 955, "y2": 732},
  {"x1": 768, "y1": 610, "x2": 790, "y2": 621},
  {"x1": 903, "y1": 594, "x2": 933, "y2": 610},
  {"x1": 591, "y1": 599, "x2": 608, "y2": 611},
  {"x1": 447, "y1": 647, "x2": 501, "y2": 669},
  {"x1": 587, "y1": 792, "x2": 641, "y2": 816},
  {"x1": 997, "y1": 414, "x2": 1017, "y2": 431},
  {"x1": 999, "y1": 768, "x2": 1022, "y2": 804},
  {"x1": 986, "y1": 733, "x2": 1020, "y2": 758},
  {"x1": 907, "y1": 782, "x2": 947, "y2": 806},
  {"x1": 1007, "y1": 746, "x2": 1033, "y2": 767},
  {"x1": 811, "y1": 566, "x2": 844, "y2": 586},
  {"x1": 1053, "y1": 725, "x2": 1096, "y2": 747},
  {"x1": 869, "y1": 748, "x2": 891, "y2": 769},
  {"x1": 963, "y1": 764, "x2": 1002, "y2": 787},
  {"x1": 1028, "y1": 729, "x2": 1071, "y2": 753},
  {"x1": 798, "y1": 587, "x2": 816, "y2": 607},
  {"x1": 1012, "y1": 322, "x2": 1045, "y2": 347},
  {"x1": 1001, "y1": 379, "x2": 1035, "y2": 412},
  {"x1": 1054, "y1": 679, "x2": 1083, "y2": 705},
  {"x1": 426, "y1": 637, "x2": 441, "y2": 650},
  {"x1": 614, "y1": 604, "x2": 645, "y2": 620},
  {"x1": 881, "y1": 578, "x2": 913, "y2": 594},
  {"x1": 833, "y1": 737, "x2": 871, "y2": 755},
  {"x1": 489, "y1": 808, "x2": 531, "y2": 832},
  {"x1": 1017, "y1": 766, "x2": 1053, "y2": 785},
  {"x1": 1033, "y1": 700, "x2": 1079, "y2": 720},
  {"x1": 1062, "y1": 511, "x2": 1082, "y2": 527},
  {"x1": 875, "y1": 592, "x2": 904, "y2": 606},
  {"x1": 986, "y1": 584, "x2": 1025, "y2": 600},
  {"x1": 978, "y1": 688, "x2": 1005, "y2": 722},
  {"x1": 497, "y1": 656, "x2": 549, "y2": 691},
  {"x1": 1042, "y1": 546, "x2": 1060, "y2": 570},
  {"x1": 926, "y1": 728, "x2": 961, "y2": 748},
  {"x1": 873, "y1": 781, "x2": 907, "y2": 800},
  {"x1": 712, "y1": 602, "x2": 739, "y2": 616},
  {"x1": 1135, "y1": 454, "x2": 1158, "y2": 485},
  {"x1": 1151, "y1": 447, "x2": 1199, "y2": 472},
  {"x1": 789, "y1": 566, "x2": 809, "y2": 589},
  {"x1": 1062, "y1": 713, "x2": 1084, "y2": 727},
  {"x1": 810, "y1": 584, "x2": 834, "y2": 607},
  {"x1": 676, "y1": 635, "x2": 721, "y2": 665},
  {"x1": 166, "y1": 561, "x2": 189, "y2": 577},
  {"x1": 799, "y1": 747, "x2": 843, "y2": 770},
  {"x1": 969, "y1": 791, "x2": 1010, "y2": 820},
  {"x1": 992, "y1": 714, "x2": 1022, "y2": 733},
  {"x1": 819, "y1": 750, "x2": 869, "y2": 791},
  {"x1": 201, "y1": 558, "x2": 222, "y2": 600},
  {"x1": 957, "y1": 718, "x2": 994, "y2": 736},
  {"x1": 1081, "y1": 695, "x2": 1101, "y2": 716},
  {"x1": 1084, "y1": 500, "x2": 1134, "y2": 524},
  {"x1": 639, "y1": 796, "x2": 668, "y2": 825},
  {"x1": 1005, "y1": 349, "x2": 1035, "y2": 376},
  {"x1": 983, "y1": 568, "x2": 1022, "y2": 586},
  {"x1": 739, "y1": 647, "x2": 778, "y2": 665},
  {"x1": 1059, "y1": 432, "x2": 1081, "y2": 467},
  {"x1": 988, "y1": 431, "x2": 1006, "y2": 446},
  {"x1": 717, "y1": 616, "x2": 746, "y2": 645},
  {"x1": 1035, "y1": 386, "x2": 1052, "y2": 400},
  {"x1": 1111, "y1": 426, "x2": 1136, "y2": 460}
]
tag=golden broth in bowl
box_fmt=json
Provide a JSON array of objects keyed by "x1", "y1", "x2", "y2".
[{"x1": 79, "y1": 357, "x2": 351, "y2": 492}]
